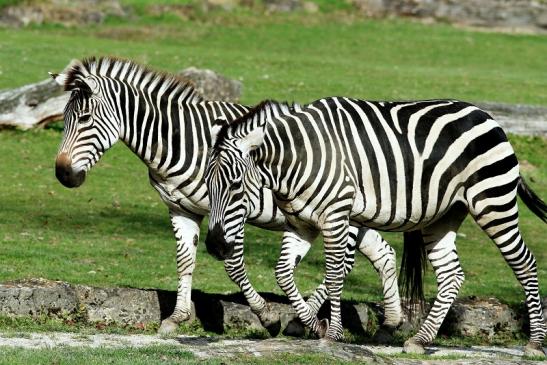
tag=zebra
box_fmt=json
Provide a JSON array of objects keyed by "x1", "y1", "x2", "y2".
[
  {"x1": 50, "y1": 57, "x2": 402, "y2": 335},
  {"x1": 204, "y1": 98, "x2": 547, "y2": 356}
]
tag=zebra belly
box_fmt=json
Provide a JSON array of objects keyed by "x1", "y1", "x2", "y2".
[{"x1": 349, "y1": 187, "x2": 468, "y2": 232}]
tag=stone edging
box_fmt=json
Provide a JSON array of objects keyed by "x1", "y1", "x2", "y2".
[{"x1": 1, "y1": 278, "x2": 543, "y2": 341}]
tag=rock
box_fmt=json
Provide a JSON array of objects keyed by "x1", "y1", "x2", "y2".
[
  {"x1": 441, "y1": 297, "x2": 522, "y2": 339},
  {"x1": 0, "y1": 78, "x2": 68, "y2": 130},
  {"x1": 146, "y1": 4, "x2": 193, "y2": 20},
  {"x1": 74, "y1": 285, "x2": 163, "y2": 325},
  {"x1": 178, "y1": 67, "x2": 243, "y2": 103},
  {"x1": 264, "y1": 0, "x2": 302, "y2": 13},
  {"x1": 219, "y1": 300, "x2": 264, "y2": 332},
  {"x1": 0, "y1": 0, "x2": 128, "y2": 28},
  {"x1": 0, "y1": 278, "x2": 77, "y2": 317},
  {"x1": 349, "y1": 0, "x2": 547, "y2": 33},
  {"x1": 199, "y1": 0, "x2": 242, "y2": 12},
  {"x1": 302, "y1": 1, "x2": 320, "y2": 13},
  {"x1": 0, "y1": 278, "x2": 541, "y2": 342}
]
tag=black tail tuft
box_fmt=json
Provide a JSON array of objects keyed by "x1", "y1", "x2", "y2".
[
  {"x1": 399, "y1": 230, "x2": 427, "y2": 318},
  {"x1": 518, "y1": 175, "x2": 547, "y2": 223}
]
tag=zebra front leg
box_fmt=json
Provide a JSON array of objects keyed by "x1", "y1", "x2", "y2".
[
  {"x1": 305, "y1": 234, "x2": 356, "y2": 315},
  {"x1": 276, "y1": 230, "x2": 328, "y2": 337},
  {"x1": 159, "y1": 213, "x2": 202, "y2": 335},
  {"x1": 403, "y1": 224, "x2": 465, "y2": 354},
  {"x1": 322, "y1": 217, "x2": 351, "y2": 341},
  {"x1": 224, "y1": 238, "x2": 281, "y2": 336}
]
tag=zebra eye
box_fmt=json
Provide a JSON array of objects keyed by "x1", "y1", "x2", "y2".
[
  {"x1": 79, "y1": 113, "x2": 92, "y2": 124},
  {"x1": 231, "y1": 180, "x2": 242, "y2": 190}
]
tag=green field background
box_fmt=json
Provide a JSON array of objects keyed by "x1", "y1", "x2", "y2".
[{"x1": 0, "y1": 4, "x2": 546, "y2": 308}]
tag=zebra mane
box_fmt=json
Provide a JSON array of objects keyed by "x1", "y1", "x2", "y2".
[
  {"x1": 213, "y1": 100, "x2": 296, "y2": 149},
  {"x1": 62, "y1": 56, "x2": 203, "y2": 103}
]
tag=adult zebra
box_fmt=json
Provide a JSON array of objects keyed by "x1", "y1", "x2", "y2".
[
  {"x1": 50, "y1": 57, "x2": 402, "y2": 335},
  {"x1": 204, "y1": 98, "x2": 547, "y2": 356}
]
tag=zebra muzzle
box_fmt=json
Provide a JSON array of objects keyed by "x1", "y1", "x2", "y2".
[
  {"x1": 204, "y1": 225, "x2": 236, "y2": 260},
  {"x1": 55, "y1": 152, "x2": 86, "y2": 188}
]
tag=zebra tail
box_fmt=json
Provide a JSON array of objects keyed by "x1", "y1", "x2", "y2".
[
  {"x1": 518, "y1": 174, "x2": 547, "y2": 223},
  {"x1": 399, "y1": 230, "x2": 427, "y2": 319}
]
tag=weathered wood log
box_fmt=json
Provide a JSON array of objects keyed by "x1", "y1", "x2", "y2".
[
  {"x1": 0, "y1": 79, "x2": 68, "y2": 130},
  {"x1": 476, "y1": 102, "x2": 547, "y2": 137},
  {"x1": 0, "y1": 66, "x2": 243, "y2": 130}
]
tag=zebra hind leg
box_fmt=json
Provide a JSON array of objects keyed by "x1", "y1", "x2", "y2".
[
  {"x1": 473, "y1": 207, "x2": 546, "y2": 357},
  {"x1": 403, "y1": 209, "x2": 467, "y2": 354},
  {"x1": 224, "y1": 238, "x2": 281, "y2": 336}
]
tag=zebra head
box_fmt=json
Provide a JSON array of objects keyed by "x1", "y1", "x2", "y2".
[
  {"x1": 204, "y1": 118, "x2": 266, "y2": 260},
  {"x1": 51, "y1": 59, "x2": 121, "y2": 188}
]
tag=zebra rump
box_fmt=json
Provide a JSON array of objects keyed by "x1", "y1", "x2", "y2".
[{"x1": 401, "y1": 174, "x2": 547, "y2": 315}]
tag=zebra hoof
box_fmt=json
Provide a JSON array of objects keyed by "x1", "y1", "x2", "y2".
[
  {"x1": 524, "y1": 342, "x2": 546, "y2": 358},
  {"x1": 316, "y1": 318, "x2": 329, "y2": 338},
  {"x1": 257, "y1": 304, "x2": 281, "y2": 337},
  {"x1": 262, "y1": 315, "x2": 281, "y2": 337},
  {"x1": 403, "y1": 338, "x2": 425, "y2": 355},
  {"x1": 158, "y1": 318, "x2": 179, "y2": 335}
]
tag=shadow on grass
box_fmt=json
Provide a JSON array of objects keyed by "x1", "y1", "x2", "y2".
[{"x1": 155, "y1": 289, "x2": 372, "y2": 339}]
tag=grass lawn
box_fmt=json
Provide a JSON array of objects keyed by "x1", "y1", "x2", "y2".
[
  {"x1": 0, "y1": 1, "x2": 546, "y2": 338},
  {"x1": 0, "y1": 345, "x2": 367, "y2": 365}
]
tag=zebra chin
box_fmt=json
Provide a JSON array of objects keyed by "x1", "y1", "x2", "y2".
[{"x1": 204, "y1": 225, "x2": 236, "y2": 260}]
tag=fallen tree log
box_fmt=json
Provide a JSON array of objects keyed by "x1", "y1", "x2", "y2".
[{"x1": 0, "y1": 78, "x2": 68, "y2": 130}]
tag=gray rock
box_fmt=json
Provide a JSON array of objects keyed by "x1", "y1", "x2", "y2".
[
  {"x1": 198, "y1": 0, "x2": 242, "y2": 12},
  {"x1": 74, "y1": 285, "x2": 163, "y2": 325},
  {"x1": 0, "y1": 278, "x2": 77, "y2": 317},
  {"x1": 0, "y1": 0, "x2": 128, "y2": 28},
  {"x1": 178, "y1": 67, "x2": 243, "y2": 103},
  {"x1": 352, "y1": 302, "x2": 370, "y2": 330},
  {"x1": 349, "y1": 0, "x2": 547, "y2": 33},
  {"x1": 0, "y1": 278, "x2": 542, "y2": 342},
  {"x1": 442, "y1": 297, "x2": 521, "y2": 338},
  {"x1": 219, "y1": 300, "x2": 264, "y2": 332},
  {"x1": 264, "y1": 0, "x2": 302, "y2": 13}
]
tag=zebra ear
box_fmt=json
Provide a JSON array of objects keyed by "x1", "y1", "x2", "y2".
[
  {"x1": 238, "y1": 126, "x2": 265, "y2": 156},
  {"x1": 210, "y1": 118, "x2": 228, "y2": 146},
  {"x1": 49, "y1": 72, "x2": 68, "y2": 87}
]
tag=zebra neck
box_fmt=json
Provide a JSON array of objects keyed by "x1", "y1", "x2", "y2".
[{"x1": 120, "y1": 99, "x2": 248, "y2": 178}]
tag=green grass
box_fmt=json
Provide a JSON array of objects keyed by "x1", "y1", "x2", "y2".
[
  {"x1": 1, "y1": 12, "x2": 547, "y2": 105},
  {"x1": 0, "y1": 345, "x2": 367, "y2": 365},
  {"x1": 0, "y1": 4, "x2": 546, "y2": 343}
]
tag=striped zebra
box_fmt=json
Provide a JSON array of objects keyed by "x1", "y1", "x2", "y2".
[
  {"x1": 50, "y1": 57, "x2": 402, "y2": 335},
  {"x1": 204, "y1": 98, "x2": 547, "y2": 356}
]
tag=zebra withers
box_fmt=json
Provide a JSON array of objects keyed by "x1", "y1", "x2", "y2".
[
  {"x1": 204, "y1": 98, "x2": 547, "y2": 355},
  {"x1": 50, "y1": 57, "x2": 402, "y2": 336}
]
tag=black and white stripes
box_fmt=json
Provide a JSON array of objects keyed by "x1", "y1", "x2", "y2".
[
  {"x1": 52, "y1": 57, "x2": 402, "y2": 336},
  {"x1": 204, "y1": 97, "x2": 546, "y2": 354}
]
